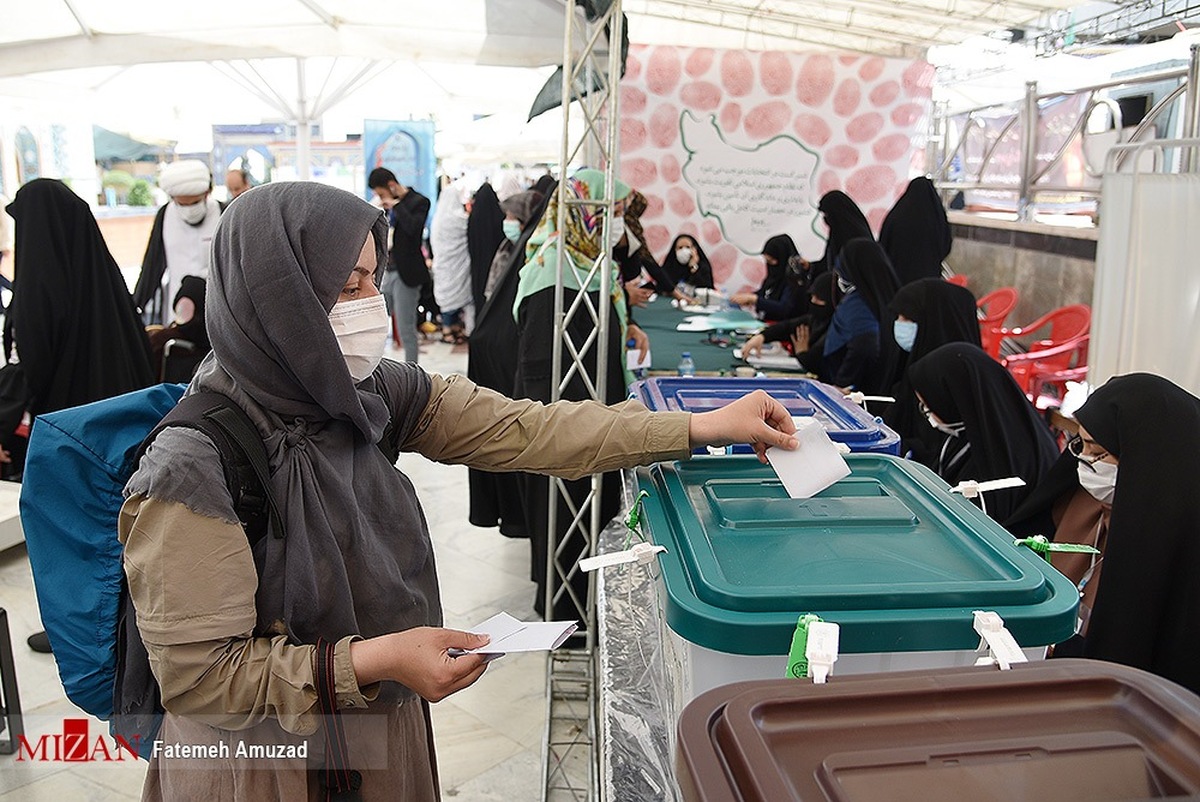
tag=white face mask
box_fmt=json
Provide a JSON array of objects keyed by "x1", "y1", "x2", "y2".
[
  {"x1": 676, "y1": 247, "x2": 694, "y2": 265},
  {"x1": 1077, "y1": 459, "x2": 1118, "y2": 505},
  {"x1": 927, "y1": 413, "x2": 965, "y2": 436},
  {"x1": 608, "y1": 217, "x2": 626, "y2": 248},
  {"x1": 328, "y1": 295, "x2": 390, "y2": 382},
  {"x1": 893, "y1": 319, "x2": 918, "y2": 352},
  {"x1": 176, "y1": 199, "x2": 209, "y2": 226}
]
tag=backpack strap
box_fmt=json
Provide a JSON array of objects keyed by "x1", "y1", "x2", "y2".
[
  {"x1": 134, "y1": 392, "x2": 284, "y2": 545},
  {"x1": 315, "y1": 637, "x2": 362, "y2": 800},
  {"x1": 133, "y1": 383, "x2": 404, "y2": 543}
]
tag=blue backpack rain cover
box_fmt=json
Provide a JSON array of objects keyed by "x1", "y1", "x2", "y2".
[{"x1": 20, "y1": 383, "x2": 186, "y2": 719}]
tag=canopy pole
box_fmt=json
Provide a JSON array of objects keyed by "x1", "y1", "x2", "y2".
[
  {"x1": 1183, "y1": 44, "x2": 1200, "y2": 171},
  {"x1": 296, "y1": 57, "x2": 312, "y2": 181},
  {"x1": 1017, "y1": 80, "x2": 1038, "y2": 221}
]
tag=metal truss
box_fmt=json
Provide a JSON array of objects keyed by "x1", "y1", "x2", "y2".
[
  {"x1": 626, "y1": 0, "x2": 1070, "y2": 58},
  {"x1": 542, "y1": 2, "x2": 624, "y2": 801},
  {"x1": 1035, "y1": 0, "x2": 1200, "y2": 55}
]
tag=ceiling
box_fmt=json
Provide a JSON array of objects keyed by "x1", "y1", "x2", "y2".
[{"x1": 627, "y1": 0, "x2": 1081, "y2": 58}]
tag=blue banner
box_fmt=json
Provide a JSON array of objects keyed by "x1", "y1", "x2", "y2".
[{"x1": 362, "y1": 119, "x2": 437, "y2": 228}]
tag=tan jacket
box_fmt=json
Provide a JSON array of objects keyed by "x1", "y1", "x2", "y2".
[{"x1": 119, "y1": 372, "x2": 691, "y2": 734}]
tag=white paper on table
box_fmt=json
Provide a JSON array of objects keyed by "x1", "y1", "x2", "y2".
[
  {"x1": 732, "y1": 347, "x2": 804, "y2": 370},
  {"x1": 747, "y1": 355, "x2": 805, "y2": 370},
  {"x1": 626, "y1": 348, "x2": 652, "y2": 370},
  {"x1": 734, "y1": 346, "x2": 796, "y2": 368},
  {"x1": 766, "y1": 417, "x2": 851, "y2": 499},
  {"x1": 461, "y1": 612, "x2": 578, "y2": 654}
]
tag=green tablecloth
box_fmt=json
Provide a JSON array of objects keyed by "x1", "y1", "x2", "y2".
[{"x1": 630, "y1": 298, "x2": 756, "y2": 375}]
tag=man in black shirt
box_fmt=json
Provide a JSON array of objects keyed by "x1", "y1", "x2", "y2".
[{"x1": 369, "y1": 167, "x2": 431, "y2": 363}]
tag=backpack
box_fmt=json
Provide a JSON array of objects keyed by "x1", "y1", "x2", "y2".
[
  {"x1": 21, "y1": 380, "x2": 403, "y2": 763},
  {"x1": 20, "y1": 384, "x2": 285, "y2": 753}
]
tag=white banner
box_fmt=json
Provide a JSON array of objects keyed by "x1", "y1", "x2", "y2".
[{"x1": 618, "y1": 45, "x2": 933, "y2": 291}]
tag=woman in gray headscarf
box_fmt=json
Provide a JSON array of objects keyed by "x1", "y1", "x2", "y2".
[{"x1": 118, "y1": 182, "x2": 796, "y2": 801}]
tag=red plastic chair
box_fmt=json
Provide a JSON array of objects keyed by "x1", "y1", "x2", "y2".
[
  {"x1": 999, "y1": 304, "x2": 1091, "y2": 352},
  {"x1": 977, "y1": 287, "x2": 1019, "y2": 359},
  {"x1": 1002, "y1": 321, "x2": 1090, "y2": 402},
  {"x1": 946, "y1": 274, "x2": 969, "y2": 287}
]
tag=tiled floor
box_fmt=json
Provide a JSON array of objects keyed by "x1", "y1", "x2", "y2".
[{"x1": 0, "y1": 337, "x2": 548, "y2": 800}]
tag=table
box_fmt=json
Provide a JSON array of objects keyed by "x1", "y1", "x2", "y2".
[{"x1": 630, "y1": 297, "x2": 755, "y2": 375}]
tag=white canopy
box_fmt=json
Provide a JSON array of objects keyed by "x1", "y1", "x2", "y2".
[
  {"x1": 0, "y1": 0, "x2": 1089, "y2": 166},
  {"x1": 0, "y1": 0, "x2": 570, "y2": 75},
  {"x1": 0, "y1": 0, "x2": 1084, "y2": 75}
]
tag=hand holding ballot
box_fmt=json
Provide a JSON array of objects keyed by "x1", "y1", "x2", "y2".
[
  {"x1": 766, "y1": 417, "x2": 851, "y2": 498},
  {"x1": 688, "y1": 389, "x2": 799, "y2": 463},
  {"x1": 350, "y1": 626, "x2": 493, "y2": 703}
]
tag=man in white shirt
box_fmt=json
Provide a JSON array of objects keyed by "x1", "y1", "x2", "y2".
[{"x1": 132, "y1": 160, "x2": 223, "y2": 323}]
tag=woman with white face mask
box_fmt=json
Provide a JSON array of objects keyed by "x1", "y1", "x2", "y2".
[
  {"x1": 1006, "y1": 373, "x2": 1200, "y2": 695},
  {"x1": 883, "y1": 278, "x2": 981, "y2": 466},
  {"x1": 658, "y1": 234, "x2": 714, "y2": 290},
  {"x1": 908, "y1": 342, "x2": 1058, "y2": 523},
  {"x1": 118, "y1": 182, "x2": 801, "y2": 800}
]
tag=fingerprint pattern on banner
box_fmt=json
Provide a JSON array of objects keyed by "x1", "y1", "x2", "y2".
[{"x1": 618, "y1": 46, "x2": 934, "y2": 292}]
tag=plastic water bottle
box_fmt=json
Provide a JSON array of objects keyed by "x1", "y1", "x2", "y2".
[{"x1": 677, "y1": 352, "x2": 696, "y2": 377}]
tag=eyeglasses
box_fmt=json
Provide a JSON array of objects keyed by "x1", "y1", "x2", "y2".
[{"x1": 1067, "y1": 434, "x2": 1109, "y2": 467}]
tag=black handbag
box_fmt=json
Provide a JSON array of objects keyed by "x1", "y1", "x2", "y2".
[
  {"x1": 0, "y1": 363, "x2": 30, "y2": 479},
  {"x1": 0, "y1": 363, "x2": 28, "y2": 441}
]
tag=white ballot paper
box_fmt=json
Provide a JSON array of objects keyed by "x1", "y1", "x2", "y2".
[
  {"x1": 626, "y1": 348, "x2": 652, "y2": 371},
  {"x1": 460, "y1": 612, "x2": 578, "y2": 655},
  {"x1": 766, "y1": 417, "x2": 851, "y2": 499}
]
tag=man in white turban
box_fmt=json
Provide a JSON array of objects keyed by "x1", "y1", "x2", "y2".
[{"x1": 133, "y1": 159, "x2": 225, "y2": 324}]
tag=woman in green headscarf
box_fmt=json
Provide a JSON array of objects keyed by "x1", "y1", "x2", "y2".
[
  {"x1": 512, "y1": 168, "x2": 633, "y2": 621},
  {"x1": 513, "y1": 168, "x2": 632, "y2": 335}
]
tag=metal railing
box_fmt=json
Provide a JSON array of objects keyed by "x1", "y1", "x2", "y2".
[{"x1": 930, "y1": 44, "x2": 1200, "y2": 218}]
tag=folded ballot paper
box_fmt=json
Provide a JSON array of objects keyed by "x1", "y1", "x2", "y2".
[
  {"x1": 456, "y1": 612, "x2": 578, "y2": 655},
  {"x1": 626, "y1": 348, "x2": 652, "y2": 372},
  {"x1": 766, "y1": 417, "x2": 851, "y2": 499}
]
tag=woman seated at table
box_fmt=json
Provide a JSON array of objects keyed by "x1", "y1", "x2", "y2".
[
  {"x1": 909, "y1": 342, "x2": 1058, "y2": 523},
  {"x1": 739, "y1": 273, "x2": 836, "y2": 373},
  {"x1": 820, "y1": 239, "x2": 900, "y2": 393},
  {"x1": 730, "y1": 234, "x2": 806, "y2": 320},
  {"x1": 658, "y1": 234, "x2": 714, "y2": 292},
  {"x1": 883, "y1": 277, "x2": 981, "y2": 465},
  {"x1": 1004, "y1": 374, "x2": 1200, "y2": 695}
]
